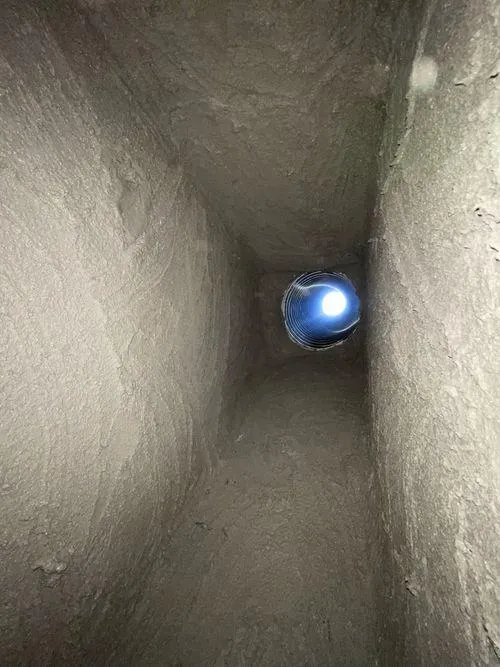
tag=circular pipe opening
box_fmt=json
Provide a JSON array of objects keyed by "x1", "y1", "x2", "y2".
[{"x1": 281, "y1": 271, "x2": 361, "y2": 350}]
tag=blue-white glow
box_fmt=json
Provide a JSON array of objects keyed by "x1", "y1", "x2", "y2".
[
  {"x1": 282, "y1": 271, "x2": 361, "y2": 350},
  {"x1": 321, "y1": 289, "x2": 347, "y2": 317}
]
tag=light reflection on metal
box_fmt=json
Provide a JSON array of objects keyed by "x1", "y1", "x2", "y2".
[{"x1": 282, "y1": 271, "x2": 361, "y2": 350}]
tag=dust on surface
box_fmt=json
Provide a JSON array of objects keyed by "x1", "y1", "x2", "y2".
[{"x1": 120, "y1": 356, "x2": 380, "y2": 666}]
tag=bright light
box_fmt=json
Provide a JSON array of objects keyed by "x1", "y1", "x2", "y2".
[{"x1": 321, "y1": 289, "x2": 347, "y2": 317}]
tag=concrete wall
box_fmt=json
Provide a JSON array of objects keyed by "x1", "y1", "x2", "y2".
[
  {"x1": 74, "y1": 0, "x2": 405, "y2": 271},
  {"x1": 119, "y1": 356, "x2": 379, "y2": 666},
  {"x1": 0, "y1": 3, "x2": 257, "y2": 662},
  {"x1": 2, "y1": 0, "x2": 498, "y2": 663},
  {"x1": 369, "y1": 0, "x2": 500, "y2": 663}
]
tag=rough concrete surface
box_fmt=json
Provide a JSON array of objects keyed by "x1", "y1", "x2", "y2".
[
  {"x1": 369, "y1": 0, "x2": 500, "y2": 663},
  {"x1": 0, "y1": 3, "x2": 258, "y2": 661},
  {"x1": 115, "y1": 357, "x2": 379, "y2": 666},
  {"x1": 1, "y1": 0, "x2": 499, "y2": 664},
  {"x1": 75, "y1": 0, "x2": 406, "y2": 270}
]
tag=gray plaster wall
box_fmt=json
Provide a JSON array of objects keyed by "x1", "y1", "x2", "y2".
[
  {"x1": 369, "y1": 0, "x2": 500, "y2": 663},
  {"x1": 114, "y1": 357, "x2": 379, "y2": 666},
  {"x1": 0, "y1": 3, "x2": 258, "y2": 662},
  {"x1": 3, "y1": 0, "x2": 499, "y2": 663},
  {"x1": 74, "y1": 0, "x2": 407, "y2": 271}
]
